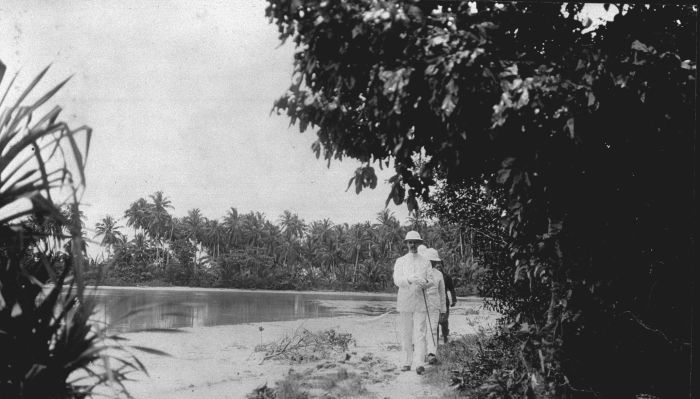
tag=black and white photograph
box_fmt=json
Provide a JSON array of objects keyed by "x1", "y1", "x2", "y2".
[{"x1": 0, "y1": 1, "x2": 695, "y2": 398}]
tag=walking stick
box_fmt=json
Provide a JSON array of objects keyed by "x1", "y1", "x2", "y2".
[{"x1": 422, "y1": 289, "x2": 436, "y2": 347}]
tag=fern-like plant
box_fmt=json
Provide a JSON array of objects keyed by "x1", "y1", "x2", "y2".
[{"x1": 0, "y1": 60, "x2": 159, "y2": 398}]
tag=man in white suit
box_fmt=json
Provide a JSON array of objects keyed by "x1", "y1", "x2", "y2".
[{"x1": 393, "y1": 230, "x2": 432, "y2": 375}]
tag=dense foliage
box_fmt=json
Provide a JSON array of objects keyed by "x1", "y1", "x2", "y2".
[
  {"x1": 0, "y1": 62, "x2": 147, "y2": 398},
  {"x1": 265, "y1": 1, "x2": 695, "y2": 397},
  {"x1": 88, "y1": 193, "x2": 482, "y2": 294}
]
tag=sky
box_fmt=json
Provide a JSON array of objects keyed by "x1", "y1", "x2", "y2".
[{"x1": 0, "y1": 0, "x2": 409, "y2": 242}]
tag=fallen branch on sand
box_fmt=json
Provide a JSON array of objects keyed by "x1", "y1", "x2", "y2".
[{"x1": 255, "y1": 328, "x2": 355, "y2": 364}]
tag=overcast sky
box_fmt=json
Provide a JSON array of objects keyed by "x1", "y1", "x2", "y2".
[{"x1": 0, "y1": 0, "x2": 408, "y2": 240}]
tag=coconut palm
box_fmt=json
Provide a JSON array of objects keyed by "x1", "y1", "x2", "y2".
[
  {"x1": 279, "y1": 210, "x2": 306, "y2": 241},
  {"x1": 124, "y1": 198, "x2": 151, "y2": 235},
  {"x1": 345, "y1": 222, "x2": 374, "y2": 283},
  {"x1": 203, "y1": 219, "x2": 226, "y2": 258},
  {"x1": 147, "y1": 191, "x2": 173, "y2": 264},
  {"x1": 223, "y1": 207, "x2": 242, "y2": 250},
  {"x1": 262, "y1": 221, "x2": 283, "y2": 259},
  {"x1": 309, "y1": 218, "x2": 334, "y2": 247},
  {"x1": 94, "y1": 215, "x2": 124, "y2": 257},
  {"x1": 241, "y1": 211, "x2": 267, "y2": 248},
  {"x1": 61, "y1": 203, "x2": 88, "y2": 254},
  {"x1": 374, "y1": 209, "x2": 403, "y2": 258},
  {"x1": 182, "y1": 208, "x2": 206, "y2": 243},
  {"x1": 129, "y1": 232, "x2": 153, "y2": 264}
]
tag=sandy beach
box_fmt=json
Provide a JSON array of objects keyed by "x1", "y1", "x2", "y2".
[{"x1": 115, "y1": 298, "x2": 500, "y2": 399}]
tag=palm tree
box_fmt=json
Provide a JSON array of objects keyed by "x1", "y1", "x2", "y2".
[
  {"x1": 223, "y1": 207, "x2": 242, "y2": 250},
  {"x1": 332, "y1": 223, "x2": 350, "y2": 280},
  {"x1": 129, "y1": 232, "x2": 153, "y2": 265},
  {"x1": 279, "y1": 210, "x2": 307, "y2": 270},
  {"x1": 345, "y1": 222, "x2": 373, "y2": 283},
  {"x1": 309, "y1": 219, "x2": 334, "y2": 246},
  {"x1": 374, "y1": 209, "x2": 402, "y2": 258},
  {"x1": 147, "y1": 191, "x2": 173, "y2": 264},
  {"x1": 124, "y1": 198, "x2": 151, "y2": 235},
  {"x1": 183, "y1": 208, "x2": 206, "y2": 244},
  {"x1": 279, "y1": 210, "x2": 306, "y2": 242},
  {"x1": 263, "y1": 221, "x2": 283, "y2": 260},
  {"x1": 94, "y1": 215, "x2": 124, "y2": 257},
  {"x1": 241, "y1": 211, "x2": 267, "y2": 248},
  {"x1": 407, "y1": 211, "x2": 427, "y2": 234},
  {"x1": 203, "y1": 219, "x2": 225, "y2": 258},
  {"x1": 62, "y1": 203, "x2": 88, "y2": 254}
]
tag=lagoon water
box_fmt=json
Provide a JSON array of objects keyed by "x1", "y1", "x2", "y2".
[
  {"x1": 90, "y1": 287, "x2": 486, "y2": 333},
  {"x1": 91, "y1": 287, "x2": 396, "y2": 333}
]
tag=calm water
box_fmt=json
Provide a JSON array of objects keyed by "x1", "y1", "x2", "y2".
[{"x1": 90, "y1": 288, "x2": 399, "y2": 333}]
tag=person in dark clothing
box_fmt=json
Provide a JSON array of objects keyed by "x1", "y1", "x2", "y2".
[{"x1": 436, "y1": 263, "x2": 457, "y2": 343}]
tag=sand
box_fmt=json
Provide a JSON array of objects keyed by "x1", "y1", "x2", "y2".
[{"x1": 112, "y1": 299, "x2": 500, "y2": 399}]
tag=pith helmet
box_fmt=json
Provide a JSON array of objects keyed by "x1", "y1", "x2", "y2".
[
  {"x1": 425, "y1": 248, "x2": 441, "y2": 262},
  {"x1": 404, "y1": 230, "x2": 423, "y2": 242}
]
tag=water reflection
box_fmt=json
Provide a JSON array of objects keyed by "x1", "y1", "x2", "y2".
[{"x1": 90, "y1": 288, "x2": 396, "y2": 333}]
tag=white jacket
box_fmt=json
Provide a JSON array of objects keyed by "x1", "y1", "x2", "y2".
[
  {"x1": 393, "y1": 252, "x2": 431, "y2": 312},
  {"x1": 425, "y1": 268, "x2": 447, "y2": 313}
]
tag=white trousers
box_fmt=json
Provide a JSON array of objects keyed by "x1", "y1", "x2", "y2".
[
  {"x1": 425, "y1": 310, "x2": 440, "y2": 355},
  {"x1": 399, "y1": 311, "x2": 427, "y2": 367}
]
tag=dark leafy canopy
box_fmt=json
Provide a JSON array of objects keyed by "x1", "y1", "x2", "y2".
[{"x1": 266, "y1": 1, "x2": 696, "y2": 397}]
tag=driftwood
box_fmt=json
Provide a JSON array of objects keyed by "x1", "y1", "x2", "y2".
[{"x1": 255, "y1": 327, "x2": 355, "y2": 364}]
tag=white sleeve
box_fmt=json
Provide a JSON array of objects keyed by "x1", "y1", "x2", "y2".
[
  {"x1": 419, "y1": 257, "x2": 430, "y2": 280},
  {"x1": 425, "y1": 268, "x2": 437, "y2": 288},
  {"x1": 393, "y1": 258, "x2": 410, "y2": 288}
]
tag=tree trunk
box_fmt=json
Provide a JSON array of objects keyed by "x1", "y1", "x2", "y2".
[{"x1": 353, "y1": 248, "x2": 360, "y2": 283}]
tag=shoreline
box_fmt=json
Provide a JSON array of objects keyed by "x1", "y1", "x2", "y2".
[
  {"x1": 88, "y1": 284, "x2": 483, "y2": 302},
  {"x1": 92, "y1": 285, "x2": 397, "y2": 297},
  {"x1": 113, "y1": 301, "x2": 499, "y2": 399}
]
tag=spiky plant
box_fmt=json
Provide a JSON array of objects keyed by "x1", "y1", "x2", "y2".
[{"x1": 0, "y1": 60, "x2": 159, "y2": 398}]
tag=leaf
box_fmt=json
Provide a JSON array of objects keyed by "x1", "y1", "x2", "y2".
[
  {"x1": 352, "y1": 25, "x2": 364, "y2": 38},
  {"x1": 393, "y1": 182, "x2": 405, "y2": 206},
  {"x1": 406, "y1": 194, "x2": 418, "y2": 213},
  {"x1": 680, "y1": 60, "x2": 695, "y2": 70},
  {"x1": 497, "y1": 168, "x2": 511, "y2": 184},
  {"x1": 441, "y1": 94, "x2": 456, "y2": 116},
  {"x1": 406, "y1": 5, "x2": 423, "y2": 19},
  {"x1": 516, "y1": 88, "x2": 529, "y2": 108},
  {"x1": 429, "y1": 34, "x2": 448, "y2": 47},
  {"x1": 127, "y1": 345, "x2": 171, "y2": 357},
  {"x1": 124, "y1": 328, "x2": 185, "y2": 334},
  {"x1": 631, "y1": 40, "x2": 650, "y2": 53},
  {"x1": 566, "y1": 118, "x2": 575, "y2": 138},
  {"x1": 588, "y1": 92, "x2": 596, "y2": 107},
  {"x1": 582, "y1": 16, "x2": 593, "y2": 29},
  {"x1": 311, "y1": 140, "x2": 321, "y2": 159},
  {"x1": 346, "y1": 176, "x2": 355, "y2": 192}
]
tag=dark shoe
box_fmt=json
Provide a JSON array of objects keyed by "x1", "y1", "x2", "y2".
[
  {"x1": 416, "y1": 366, "x2": 425, "y2": 375},
  {"x1": 427, "y1": 354, "x2": 438, "y2": 365},
  {"x1": 401, "y1": 365, "x2": 411, "y2": 372},
  {"x1": 443, "y1": 337, "x2": 449, "y2": 343}
]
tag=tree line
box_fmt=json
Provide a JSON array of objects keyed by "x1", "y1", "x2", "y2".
[{"x1": 65, "y1": 191, "x2": 489, "y2": 292}]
